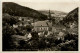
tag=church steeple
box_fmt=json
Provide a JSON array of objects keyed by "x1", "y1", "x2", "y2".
[{"x1": 48, "y1": 9, "x2": 51, "y2": 20}]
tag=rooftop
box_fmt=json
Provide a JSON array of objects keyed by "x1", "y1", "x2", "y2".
[{"x1": 34, "y1": 20, "x2": 52, "y2": 27}]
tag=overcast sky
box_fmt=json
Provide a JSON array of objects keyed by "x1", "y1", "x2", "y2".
[
  {"x1": 2, "y1": 0, "x2": 79, "y2": 13},
  {"x1": 15, "y1": 2, "x2": 79, "y2": 13}
]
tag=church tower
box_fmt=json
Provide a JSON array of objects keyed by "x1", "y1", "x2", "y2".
[
  {"x1": 48, "y1": 10, "x2": 51, "y2": 19},
  {"x1": 48, "y1": 10, "x2": 52, "y2": 22},
  {"x1": 48, "y1": 10, "x2": 52, "y2": 31}
]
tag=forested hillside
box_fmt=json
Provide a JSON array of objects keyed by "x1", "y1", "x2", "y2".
[{"x1": 3, "y1": 2, "x2": 47, "y2": 20}]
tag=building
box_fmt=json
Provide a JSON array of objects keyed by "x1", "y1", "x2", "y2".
[
  {"x1": 13, "y1": 16, "x2": 33, "y2": 28},
  {"x1": 33, "y1": 10, "x2": 52, "y2": 32},
  {"x1": 33, "y1": 20, "x2": 49, "y2": 32}
]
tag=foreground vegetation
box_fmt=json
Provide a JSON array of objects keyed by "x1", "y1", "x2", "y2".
[{"x1": 2, "y1": 14, "x2": 78, "y2": 51}]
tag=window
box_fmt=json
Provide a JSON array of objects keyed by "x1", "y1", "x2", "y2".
[{"x1": 41, "y1": 28, "x2": 42, "y2": 30}]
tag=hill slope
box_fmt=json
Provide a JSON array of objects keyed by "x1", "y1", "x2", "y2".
[
  {"x1": 3, "y1": 2, "x2": 47, "y2": 20},
  {"x1": 60, "y1": 7, "x2": 78, "y2": 34},
  {"x1": 38, "y1": 10, "x2": 67, "y2": 17},
  {"x1": 38, "y1": 10, "x2": 67, "y2": 23},
  {"x1": 62, "y1": 7, "x2": 78, "y2": 26}
]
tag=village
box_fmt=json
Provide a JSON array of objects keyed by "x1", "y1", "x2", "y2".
[
  {"x1": 7, "y1": 9, "x2": 77, "y2": 51},
  {"x1": 12, "y1": 10, "x2": 66, "y2": 42},
  {"x1": 2, "y1": 2, "x2": 78, "y2": 51}
]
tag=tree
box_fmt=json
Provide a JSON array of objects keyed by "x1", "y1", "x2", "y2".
[
  {"x1": 2, "y1": 25, "x2": 15, "y2": 50},
  {"x1": 2, "y1": 13, "x2": 18, "y2": 50},
  {"x1": 3, "y1": 13, "x2": 19, "y2": 26}
]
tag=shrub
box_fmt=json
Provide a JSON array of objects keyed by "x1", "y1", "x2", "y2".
[{"x1": 2, "y1": 25, "x2": 16, "y2": 50}]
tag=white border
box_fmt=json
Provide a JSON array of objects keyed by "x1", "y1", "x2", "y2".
[{"x1": 0, "y1": 0, "x2": 80, "y2": 53}]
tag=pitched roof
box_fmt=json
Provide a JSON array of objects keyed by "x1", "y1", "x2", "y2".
[{"x1": 34, "y1": 20, "x2": 52, "y2": 27}]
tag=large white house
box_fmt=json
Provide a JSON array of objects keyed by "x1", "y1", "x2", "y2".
[
  {"x1": 33, "y1": 20, "x2": 52, "y2": 32},
  {"x1": 32, "y1": 10, "x2": 52, "y2": 32}
]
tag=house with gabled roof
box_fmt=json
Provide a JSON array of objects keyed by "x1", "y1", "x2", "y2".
[
  {"x1": 33, "y1": 10, "x2": 52, "y2": 32},
  {"x1": 33, "y1": 20, "x2": 49, "y2": 32}
]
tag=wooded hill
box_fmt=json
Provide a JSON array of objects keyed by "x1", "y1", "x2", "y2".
[
  {"x1": 3, "y1": 2, "x2": 47, "y2": 20},
  {"x1": 60, "y1": 7, "x2": 78, "y2": 27}
]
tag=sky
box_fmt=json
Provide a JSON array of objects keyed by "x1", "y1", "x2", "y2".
[
  {"x1": 15, "y1": 2, "x2": 79, "y2": 13},
  {"x1": 2, "y1": 0, "x2": 79, "y2": 12}
]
